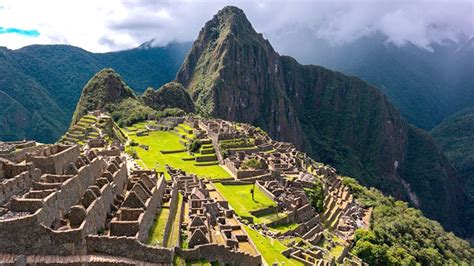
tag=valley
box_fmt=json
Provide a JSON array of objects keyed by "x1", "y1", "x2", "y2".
[{"x1": 0, "y1": 4, "x2": 473, "y2": 265}]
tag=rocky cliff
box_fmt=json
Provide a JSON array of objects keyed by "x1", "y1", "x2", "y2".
[
  {"x1": 176, "y1": 6, "x2": 467, "y2": 235},
  {"x1": 176, "y1": 6, "x2": 304, "y2": 148}
]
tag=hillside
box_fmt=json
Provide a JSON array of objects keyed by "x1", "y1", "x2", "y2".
[
  {"x1": 1, "y1": 110, "x2": 472, "y2": 264},
  {"x1": 72, "y1": 68, "x2": 192, "y2": 131},
  {"x1": 432, "y1": 107, "x2": 474, "y2": 237},
  {"x1": 0, "y1": 42, "x2": 191, "y2": 143},
  {"x1": 277, "y1": 33, "x2": 474, "y2": 130},
  {"x1": 141, "y1": 81, "x2": 195, "y2": 113},
  {"x1": 176, "y1": 6, "x2": 469, "y2": 237}
]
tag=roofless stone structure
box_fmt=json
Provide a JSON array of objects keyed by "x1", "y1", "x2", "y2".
[{"x1": 0, "y1": 111, "x2": 369, "y2": 265}]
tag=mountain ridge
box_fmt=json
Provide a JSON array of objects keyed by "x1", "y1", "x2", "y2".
[
  {"x1": 176, "y1": 5, "x2": 468, "y2": 236},
  {"x1": 0, "y1": 42, "x2": 191, "y2": 142}
]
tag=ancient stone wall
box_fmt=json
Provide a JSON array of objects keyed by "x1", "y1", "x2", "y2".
[
  {"x1": 255, "y1": 181, "x2": 276, "y2": 201},
  {"x1": 96, "y1": 149, "x2": 121, "y2": 157},
  {"x1": 0, "y1": 158, "x2": 106, "y2": 255},
  {"x1": 162, "y1": 182, "x2": 179, "y2": 246},
  {"x1": 0, "y1": 164, "x2": 41, "y2": 204},
  {"x1": 249, "y1": 206, "x2": 279, "y2": 218},
  {"x1": 26, "y1": 145, "x2": 80, "y2": 175},
  {"x1": 175, "y1": 244, "x2": 262, "y2": 265},
  {"x1": 137, "y1": 176, "x2": 167, "y2": 242},
  {"x1": 86, "y1": 235, "x2": 174, "y2": 264},
  {"x1": 81, "y1": 162, "x2": 128, "y2": 236},
  {"x1": 36, "y1": 158, "x2": 106, "y2": 227}
]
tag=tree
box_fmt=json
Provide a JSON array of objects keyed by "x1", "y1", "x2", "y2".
[{"x1": 304, "y1": 180, "x2": 324, "y2": 212}]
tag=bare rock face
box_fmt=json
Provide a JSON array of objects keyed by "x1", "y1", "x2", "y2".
[{"x1": 177, "y1": 6, "x2": 468, "y2": 235}]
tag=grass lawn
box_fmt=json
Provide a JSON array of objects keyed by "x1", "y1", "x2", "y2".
[
  {"x1": 127, "y1": 129, "x2": 230, "y2": 180},
  {"x1": 213, "y1": 183, "x2": 277, "y2": 223},
  {"x1": 167, "y1": 193, "x2": 183, "y2": 248},
  {"x1": 268, "y1": 222, "x2": 300, "y2": 233},
  {"x1": 243, "y1": 225, "x2": 303, "y2": 266},
  {"x1": 147, "y1": 208, "x2": 170, "y2": 246}
]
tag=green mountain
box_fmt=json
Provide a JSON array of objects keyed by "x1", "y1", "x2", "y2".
[
  {"x1": 72, "y1": 68, "x2": 190, "y2": 129},
  {"x1": 432, "y1": 107, "x2": 474, "y2": 237},
  {"x1": 0, "y1": 42, "x2": 191, "y2": 143},
  {"x1": 141, "y1": 81, "x2": 195, "y2": 113},
  {"x1": 281, "y1": 33, "x2": 474, "y2": 130},
  {"x1": 69, "y1": 69, "x2": 474, "y2": 264},
  {"x1": 176, "y1": 6, "x2": 469, "y2": 236},
  {"x1": 68, "y1": 67, "x2": 474, "y2": 263},
  {"x1": 72, "y1": 68, "x2": 139, "y2": 124}
]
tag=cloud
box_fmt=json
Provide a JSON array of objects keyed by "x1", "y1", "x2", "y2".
[
  {"x1": 0, "y1": 0, "x2": 472, "y2": 52},
  {"x1": 0, "y1": 27, "x2": 40, "y2": 37}
]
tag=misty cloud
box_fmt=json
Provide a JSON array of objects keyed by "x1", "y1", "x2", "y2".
[{"x1": 0, "y1": 0, "x2": 472, "y2": 52}]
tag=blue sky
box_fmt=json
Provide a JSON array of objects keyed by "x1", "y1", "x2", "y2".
[
  {"x1": 0, "y1": 27, "x2": 40, "y2": 37},
  {"x1": 0, "y1": 0, "x2": 472, "y2": 52}
]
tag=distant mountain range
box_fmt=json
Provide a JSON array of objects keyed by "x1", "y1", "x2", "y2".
[
  {"x1": 432, "y1": 107, "x2": 474, "y2": 237},
  {"x1": 1, "y1": 5, "x2": 473, "y2": 242},
  {"x1": 276, "y1": 32, "x2": 474, "y2": 130},
  {"x1": 0, "y1": 42, "x2": 190, "y2": 142}
]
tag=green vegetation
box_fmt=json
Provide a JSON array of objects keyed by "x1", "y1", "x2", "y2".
[
  {"x1": 147, "y1": 208, "x2": 170, "y2": 246},
  {"x1": 268, "y1": 222, "x2": 299, "y2": 233},
  {"x1": 243, "y1": 225, "x2": 303, "y2": 266},
  {"x1": 403, "y1": 125, "x2": 463, "y2": 234},
  {"x1": 241, "y1": 158, "x2": 263, "y2": 170},
  {"x1": 176, "y1": 5, "x2": 469, "y2": 237},
  {"x1": 167, "y1": 193, "x2": 183, "y2": 248},
  {"x1": 141, "y1": 81, "x2": 195, "y2": 113},
  {"x1": 304, "y1": 179, "x2": 324, "y2": 213},
  {"x1": 219, "y1": 138, "x2": 255, "y2": 149},
  {"x1": 187, "y1": 139, "x2": 202, "y2": 153},
  {"x1": 0, "y1": 42, "x2": 190, "y2": 143},
  {"x1": 213, "y1": 183, "x2": 277, "y2": 223},
  {"x1": 342, "y1": 176, "x2": 474, "y2": 265},
  {"x1": 126, "y1": 126, "x2": 230, "y2": 180},
  {"x1": 432, "y1": 107, "x2": 474, "y2": 236},
  {"x1": 71, "y1": 68, "x2": 136, "y2": 125}
]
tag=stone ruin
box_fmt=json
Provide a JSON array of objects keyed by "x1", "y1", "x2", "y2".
[
  {"x1": 0, "y1": 142, "x2": 175, "y2": 265},
  {"x1": 165, "y1": 166, "x2": 262, "y2": 264},
  {"x1": 0, "y1": 113, "x2": 370, "y2": 265},
  {"x1": 189, "y1": 116, "x2": 369, "y2": 265}
]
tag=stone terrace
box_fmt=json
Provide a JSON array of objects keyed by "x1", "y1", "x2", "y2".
[
  {"x1": 166, "y1": 166, "x2": 262, "y2": 264},
  {"x1": 0, "y1": 114, "x2": 369, "y2": 265}
]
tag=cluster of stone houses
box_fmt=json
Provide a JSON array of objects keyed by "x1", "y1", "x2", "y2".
[{"x1": 0, "y1": 112, "x2": 369, "y2": 265}]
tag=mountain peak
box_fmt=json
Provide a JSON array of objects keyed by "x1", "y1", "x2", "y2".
[
  {"x1": 71, "y1": 68, "x2": 136, "y2": 125},
  {"x1": 214, "y1": 6, "x2": 248, "y2": 26},
  {"x1": 200, "y1": 5, "x2": 259, "y2": 42}
]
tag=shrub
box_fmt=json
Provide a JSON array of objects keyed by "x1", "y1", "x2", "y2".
[
  {"x1": 188, "y1": 139, "x2": 202, "y2": 153},
  {"x1": 241, "y1": 158, "x2": 263, "y2": 170},
  {"x1": 125, "y1": 147, "x2": 139, "y2": 159},
  {"x1": 304, "y1": 180, "x2": 324, "y2": 213}
]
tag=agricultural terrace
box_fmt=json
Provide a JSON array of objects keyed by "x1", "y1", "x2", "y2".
[
  {"x1": 213, "y1": 183, "x2": 284, "y2": 224},
  {"x1": 124, "y1": 122, "x2": 231, "y2": 180},
  {"x1": 243, "y1": 225, "x2": 304, "y2": 266}
]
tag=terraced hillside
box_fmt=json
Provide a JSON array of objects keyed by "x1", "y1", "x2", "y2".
[
  {"x1": 119, "y1": 115, "x2": 472, "y2": 265},
  {"x1": 123, "y1": 120, "x2": 230, "y2": 180},
  {"x1": 59, "y1": 113, "x2": 126, "y2": 148}
]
